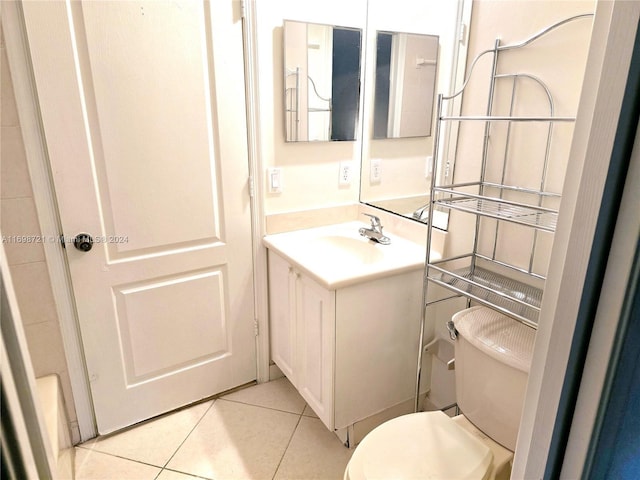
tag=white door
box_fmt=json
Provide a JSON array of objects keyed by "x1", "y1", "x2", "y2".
[{"x1": 22, "y1": 0, "x2": 256, "y2": 434}]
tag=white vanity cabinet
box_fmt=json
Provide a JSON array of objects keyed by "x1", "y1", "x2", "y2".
[
  {"x1": 267, "y1": 248, "x2": 423, "y2": 434},
  {"x1": 268, "y1": 251, "x2": 335, "y2": 428}
]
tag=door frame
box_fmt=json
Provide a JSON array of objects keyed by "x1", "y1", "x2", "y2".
[
  {"x1": 242, "y1": 0, "x2": 271, "y2": 389},
  {"x1": 2, "y1": 0, "x2": 270, "y2": 443},
  {"x1": 3, "y1": 1, "x2": 97, "y2": 442}
]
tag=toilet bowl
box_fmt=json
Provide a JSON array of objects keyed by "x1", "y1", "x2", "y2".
[
  {"x1": 344, "y1": 411, "x2": 513, "y2": 480},
  {"x1": 344, "y1": 306, "x2": 535, "y2": 480}
]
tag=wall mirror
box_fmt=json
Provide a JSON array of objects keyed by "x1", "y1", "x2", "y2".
[
  {"x1": 373, "y1": 31, "x2": 439, "y2": 139},
  {"x1": 283, "y1": 20, "x2": 362, "y2": 142},
  {"x1": 359, "y1": 0, "x2": 472, "y2": 228}
]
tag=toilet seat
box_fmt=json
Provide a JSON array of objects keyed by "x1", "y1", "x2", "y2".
[{"x1": 345, "y1": 411, "x2": 494, "y2": 480}]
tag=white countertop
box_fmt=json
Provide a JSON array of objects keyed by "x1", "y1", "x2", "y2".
[{"x1": 263, "y1": 221, "x2": 438, "y2": 290}]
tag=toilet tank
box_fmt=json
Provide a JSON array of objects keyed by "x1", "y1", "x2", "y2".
[{"x1": 452, "y1": 306, "x2": 535, "y2": 451}]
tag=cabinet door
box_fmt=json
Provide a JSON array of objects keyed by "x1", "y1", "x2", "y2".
[
  {"x1": 296, "y1": 273, "x2": 335, "y2": 430},
  {"x1": 334, "y1": 270, "x2": 423, "y2": 429},
  {"x1": 268, "y1": 252, "x2": 297, "y2": 384}
]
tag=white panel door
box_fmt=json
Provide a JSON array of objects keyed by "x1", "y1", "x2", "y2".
[{"x1": 22, "y1": 0, "x2": 256, "y2": 433}]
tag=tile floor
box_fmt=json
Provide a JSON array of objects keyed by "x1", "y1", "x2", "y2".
[{"x1": 73, "y1": 377, "x2": 354, "y2": 480}]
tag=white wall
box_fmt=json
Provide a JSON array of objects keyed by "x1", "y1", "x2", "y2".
[{"x1": 255, "y1": 0, "x2": 367, "y2": 216}]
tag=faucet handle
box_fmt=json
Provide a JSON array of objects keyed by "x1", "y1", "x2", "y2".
[
  {"x1": 359, "y1": 213, "x2": 391, "y2": 245},
  {"x1": 363, "y1": 213, "x2": 382, "y2": 228}
]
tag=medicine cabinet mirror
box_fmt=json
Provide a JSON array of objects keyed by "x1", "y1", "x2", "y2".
[
  {"x1": 373, "y1": 31, "x2": 439, "y2": 139},
  {"x1": 283, "y1": 20, "x2": 362, "y2": 142}
]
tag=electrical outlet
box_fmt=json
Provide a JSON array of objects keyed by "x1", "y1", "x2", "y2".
[
  {"x1": 370, "y1": 158, "x2": 382, "y2": 183},
  {"x1": 339, "y1": 161, "x2": 353, "y2": 186}
]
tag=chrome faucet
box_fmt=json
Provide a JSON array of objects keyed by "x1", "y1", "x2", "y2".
[
  {"x1": 412, "y1": 203, "x2": 429, "y2": 222},
  {"x1": 359, "y1": 214, "x2": 391, "y2": 245}
]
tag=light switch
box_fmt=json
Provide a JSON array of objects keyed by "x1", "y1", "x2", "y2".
[
  {"x1": 425, "y1": 156, "x2": 433, "y2": 177},
  {"x1": 268, "y1": 167, "x2": 282, "y2": 193}
]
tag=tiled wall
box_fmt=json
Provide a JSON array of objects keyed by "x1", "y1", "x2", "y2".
[{"x1": 1, "y1": 28, "x2": 78, "y2": 441}]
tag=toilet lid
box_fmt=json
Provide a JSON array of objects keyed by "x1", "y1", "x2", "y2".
[{"x1": 347, "y1": 411, "x2": 493, "y2": 480}]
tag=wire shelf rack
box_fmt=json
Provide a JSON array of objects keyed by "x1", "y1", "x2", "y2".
[
  {"x1": 434, "y1": 193, "x2": 558, "y2": 232},
  {"x1": 427, "y1": 262, "x2": 542, "y2": 328},
  {"x1": 413, "y1": 13, "x2": 593, "y2": 411}
]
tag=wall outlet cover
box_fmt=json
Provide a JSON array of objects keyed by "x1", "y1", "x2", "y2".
[
  {"x1": 370, "y1": 158, "x2": 382, "y2": 183},
  {"x1": 339, "y1": 161, "x2": 353, "y2": 186}
]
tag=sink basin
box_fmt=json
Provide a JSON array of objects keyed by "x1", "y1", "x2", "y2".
[
  {"x1": 263, "y1": 221, "x2": 434, "y2": 289},
  {"x1": 307, "y1": 235, "x2": 385, "y2": 264}
]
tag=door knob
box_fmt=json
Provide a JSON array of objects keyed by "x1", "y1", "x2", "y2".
[{"x1": 73, "y1": 233, "x2": 94, "y2": 252}]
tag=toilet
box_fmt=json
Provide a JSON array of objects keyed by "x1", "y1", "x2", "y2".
[{"x1": 344, "y1": 306, "x2": 536, "y2": 480}]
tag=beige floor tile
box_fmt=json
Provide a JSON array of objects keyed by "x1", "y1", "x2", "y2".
[
  {"x1": 302, "y1": 404, "x2": 319, "y2": 418},
  {"x1": 73, "y1": 447, "x2": 160, "y2": 480},
  {"x1": 80, "y1": 401, "x2": 212, "y2": 467},
  {"x1": 166, "y1": 399, "x2": 299, "y2": 480},
  {"x1": 274, "y1": 416, "x2": 353, "y2": 480},
  {"x1": 221, "y1": 377, "x2": 306, "y2": 414},
  {"x1": 156, "y1": 469, "x2": 205, "y2": 480}
]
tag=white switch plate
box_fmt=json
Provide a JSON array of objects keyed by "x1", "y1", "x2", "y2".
[
  {"x1": 267, "y1": 167, "x2": 282, "y2": 193},
  {"x1": 425, "y1": 156, "x2": 433, "y2": 177},
  {"x1": 339, "y1": 161, "x2": 353, "y2": 186},
  {"x1": 370, "y1": 158, "x2": 382, "y2": 183}
]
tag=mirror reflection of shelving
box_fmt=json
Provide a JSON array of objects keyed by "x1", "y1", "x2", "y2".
[
  {"x1": 286, "y1": 66, "x2": 332, "y2": 142},
  {"x1": 283, "y1": 20, "x2": 362, "y2": 142}
]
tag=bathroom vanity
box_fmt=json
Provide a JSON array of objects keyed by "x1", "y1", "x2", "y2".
[{"x1": 263, "y1": 222, "x2": 430, "y2": 444}]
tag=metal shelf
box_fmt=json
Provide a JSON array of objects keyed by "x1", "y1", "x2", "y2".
[
  {"x1": 427, "y1": 262, "x2": 542, "y2": 328},
  {"x1": 440, "y1": 115, "x2": 575, "y2": 122},
  {"x1": 433, "y1": 191, "x2": 558, "y2": 232}
]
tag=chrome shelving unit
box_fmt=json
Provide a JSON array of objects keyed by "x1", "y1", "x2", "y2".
[
  {"x1": 428, "y1": 260, "x2": 543, "y2": 326},
  {"x1": 414, "y1": 13, "x2": 593, "y2": 410},
  {"x1": 433, "y1": 189, "x2": 559, "y2": 232},
  {"x1": 285, "y1": 67, "x2": 332, "y2": 141}
]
